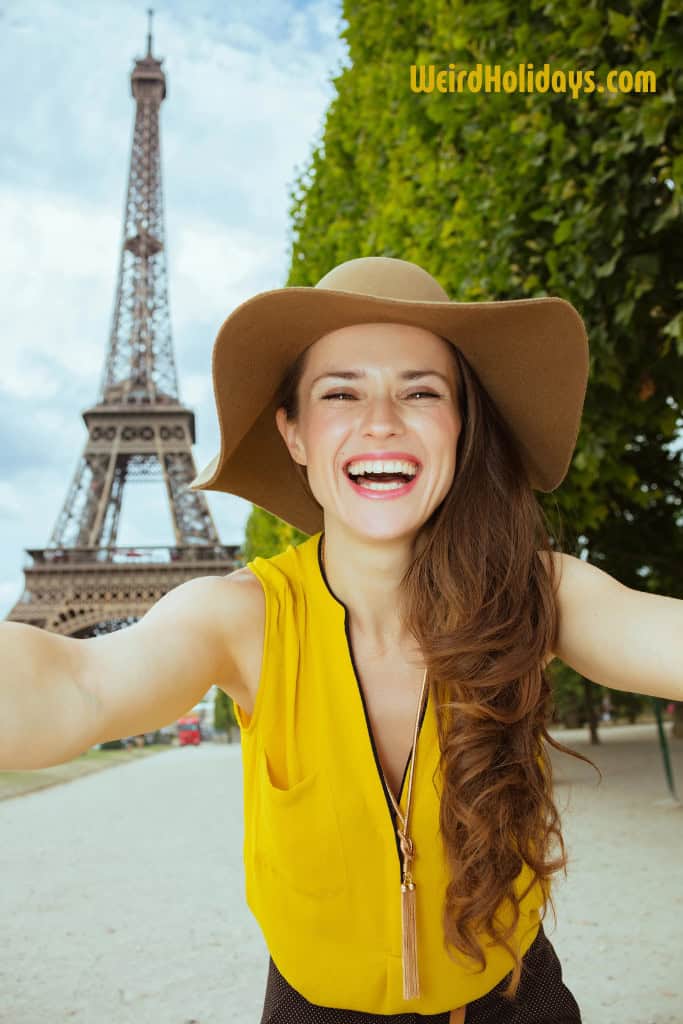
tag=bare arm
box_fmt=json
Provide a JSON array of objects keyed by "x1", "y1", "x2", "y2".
[
  {"x1": 0, "y1": 622, "x2": 99, "y2": 770},
  {"x1": 545, "y1": 552, "x2": 683, "y2": 701},
  {"x1": 0, "y1": 571, "x2": 254, "y2": 770}
]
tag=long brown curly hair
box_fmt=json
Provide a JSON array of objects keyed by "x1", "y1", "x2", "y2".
[{"x1": 274, "y1": 334, "x2": 601, "y2": 1001}]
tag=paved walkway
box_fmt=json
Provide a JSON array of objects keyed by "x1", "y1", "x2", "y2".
[{"x1": 1, "y1": 723, "x2": 681, "y2": 1023}]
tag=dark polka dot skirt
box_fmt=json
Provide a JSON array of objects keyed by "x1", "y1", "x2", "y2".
[{"x1": 259, "y1": 923, "x2": 582, "y2": 1023}]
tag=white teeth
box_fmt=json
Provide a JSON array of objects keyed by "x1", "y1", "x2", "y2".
[
  {"x1": 345, "y1": 458, "x2": 418, "y2": 476},
  {"x1": 354, "y1": 479, "x2": 411, "y2": 491}
]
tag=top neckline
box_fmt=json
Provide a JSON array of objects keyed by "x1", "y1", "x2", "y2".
[
  {"x1": 304, "y1": 529, "x2": 430, "y2": 814},
  {"x1": 312, "y1": 530, "x2": 350, "y2": 615}
]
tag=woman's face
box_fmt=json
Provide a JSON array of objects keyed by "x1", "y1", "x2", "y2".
[{"x1": 275, "y1": 322, "x2": 462, "y2": 543}]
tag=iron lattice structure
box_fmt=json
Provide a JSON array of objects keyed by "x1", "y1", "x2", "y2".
[{"x1": 6, "y1": 19, "x2": 239, "y2": 638}]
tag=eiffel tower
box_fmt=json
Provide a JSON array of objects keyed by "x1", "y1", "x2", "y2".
[{"x1": 6, "y1": 14, "x2": 239, "y2": 638}]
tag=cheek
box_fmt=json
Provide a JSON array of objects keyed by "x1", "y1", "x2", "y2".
[
  {"x1": 301, "y1": 410, "x2": 349, "y2": 473},
  {"x1": 307, "y1": 406, "x2": 350, "y2": 442},
  {"x1": 432, "y1": 412, "x2": 460, "y2": 479},
  {"x1": 429, "y1": 406, "x2": 461, "y2": 443}
]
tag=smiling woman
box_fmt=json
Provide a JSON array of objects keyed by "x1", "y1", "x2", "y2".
[
  {"x1": 184, "y1": 254, "x2": 600, "y2": 1022},
  {"x1": 268, "y1": 316, "x2": 590, "y2": 1019},
  {"x1": 275, "y1": 324, "x2": 462, "y2": 536}
]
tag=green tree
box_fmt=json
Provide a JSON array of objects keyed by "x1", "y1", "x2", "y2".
[
  {"x1": 284, "y1": 0, "x2": 682, "y2": 736},
  {"x1": 214, "y1": 687, "x2": 236, "y2": 734},
  {"x1": 242, "y1": 506, "x2": 310, "y2": 562}
]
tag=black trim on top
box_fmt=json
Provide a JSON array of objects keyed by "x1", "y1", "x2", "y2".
[{"x1": 316, "y1": 531, "x2": 429, "y2": 876}]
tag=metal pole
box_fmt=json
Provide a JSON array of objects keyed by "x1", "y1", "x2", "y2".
[{"x1": 651, "y1": 696, "x2": 679, "y2": 802}]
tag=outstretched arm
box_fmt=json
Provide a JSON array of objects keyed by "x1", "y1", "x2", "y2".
[{"x1": 541, "y1": 552, "x2": 683, "y2": 701}]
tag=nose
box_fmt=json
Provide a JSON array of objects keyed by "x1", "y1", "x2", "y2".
[{"x1": 359, "y1": 392, "x2": 405, "y2": 437}]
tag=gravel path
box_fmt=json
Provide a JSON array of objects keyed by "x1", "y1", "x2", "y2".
[{"x1": 1, "y1": 723, "x2": 681, "y2": 1024}]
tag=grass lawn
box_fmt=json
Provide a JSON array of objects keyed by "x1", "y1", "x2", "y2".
[{"x1": 0, "y1": 743, "x2": 177, "y2": 802}]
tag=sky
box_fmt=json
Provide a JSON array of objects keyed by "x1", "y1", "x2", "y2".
[
  {"x1": 0, "y1": 0, "x2": 348, "y2": 618},
  {"x1": 2, "y1": 4, "x2": 680, "y2": 623}
]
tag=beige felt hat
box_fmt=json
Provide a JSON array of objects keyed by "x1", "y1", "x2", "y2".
[{"x1": 189, "y1": 256, "x2": 589, "y2": 536}]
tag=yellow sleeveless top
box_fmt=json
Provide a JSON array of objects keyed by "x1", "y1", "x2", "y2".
[{"x1": 232, "y1": 530, "x2": 546, "y2": 1014}]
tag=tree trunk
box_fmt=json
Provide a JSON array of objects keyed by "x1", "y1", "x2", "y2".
[
  {"x1": 582, "y1": 678, "x2": 601, "y2": 744},
  {"x1": 673, "y1": 702, "x2": 683, "y2": 740}
]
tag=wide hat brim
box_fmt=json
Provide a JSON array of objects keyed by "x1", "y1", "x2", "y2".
[{"x1": 189, "y1": 277, "x2": 589, "y2": 537}]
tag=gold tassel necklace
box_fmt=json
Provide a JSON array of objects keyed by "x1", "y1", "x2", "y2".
[
  {"x1": 321, "y1": 534, "x2": 429, "y2": 1000},
  {"x1": 385, "y1": 665, "x2": 428, "y2": 1000}
]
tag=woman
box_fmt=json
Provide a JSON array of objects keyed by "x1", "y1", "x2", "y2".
[
  {"x1": 185, "y1": 255, "x2": 682, "y2": 1022},
  {"x1": 7, "y1": 254, "x2": 669, "y2": 1022}
]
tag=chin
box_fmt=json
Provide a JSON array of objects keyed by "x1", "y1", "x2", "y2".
[{"x1": 340, "y1": 517, "x2": 425, "y2": 546}]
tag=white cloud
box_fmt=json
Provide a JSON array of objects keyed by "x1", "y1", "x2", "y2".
[
  {"x1": 0, "y1": 0, "x2": 346, "y2": 618},
  {"x1": 171, "y1": 220, "x2": 285, "y2": 332},
  {"x1": 0, "y1": 190, "x2": 118, "y2": 391},
  {"x1": 0, "y1": 481, "x2": 23, "y2": 520}
]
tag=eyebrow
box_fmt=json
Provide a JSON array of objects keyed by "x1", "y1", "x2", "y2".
[{"x1": 311, "y1": 369, "x2": 451, "y2": 387}]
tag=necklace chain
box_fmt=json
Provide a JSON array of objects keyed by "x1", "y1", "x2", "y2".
[
  {"x1": 320, "y1": 530, "x2": 426, "y2": 998},
  {"x1": 320, "y1": 531, "x2": 428, "y2": 834}
]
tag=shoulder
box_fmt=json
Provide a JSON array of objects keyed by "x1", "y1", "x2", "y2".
[
  {"x1": 535, "y1": 550, "x2": 622, "y2": 669},
  {"x1": 221, "y1": 562, "x2": 267, "y2": 636},
  {"x1": 224, "y1": 563, "x2": 265, "y2": 593},
  {"x1": 534, "y1": 549, "x2": 566, "y2": 669},
  {"x1": 185, "y1": 565, "x2": 265, "y2": 620},
  {"x1": 535, "y1": 548, "x2": 563, "y2": 581},
  {"x1": 202, "y1": 567, "x2": 266, "y2": 702},
  {"x1": 536, "y1": 548, "x2": 610, "y2": 598},
  {"x1": 213, "y1": 555, "x2": 308, "y2": 706}
]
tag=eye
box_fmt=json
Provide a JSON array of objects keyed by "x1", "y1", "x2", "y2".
[{"x1": 321, "y1": 391, "x2": 441, "y2": 401}]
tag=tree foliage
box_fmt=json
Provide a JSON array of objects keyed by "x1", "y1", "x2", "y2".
[
  {"x1": 242, "y1": 505, "x2": 310, "y2": 561},
  {"x1": 285, "y1": 0, "x2": 682, "y2": 584},
  {"x1": 246, "y1": 1, "x2": 682, "y2": 726}
]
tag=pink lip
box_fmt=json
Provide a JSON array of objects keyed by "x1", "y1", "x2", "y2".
[
  {"x1": 345, "y1": 468, "x2": 420, "y2": 501},
  {"x1": 342, "y1": 450, "x2": 422, "y2": 470}
]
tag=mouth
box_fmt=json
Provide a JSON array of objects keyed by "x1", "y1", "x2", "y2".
[{"x1": 343, "y1": 460, "x2": 422, "y2": 499}]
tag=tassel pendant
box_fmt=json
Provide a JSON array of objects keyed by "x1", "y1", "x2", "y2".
[
  {"x1": 375, "y1": 662, "x2": 427, "y2": 1004},
  {"x1": 400, "y1": 871, "x2": 420, "y2": 999}
]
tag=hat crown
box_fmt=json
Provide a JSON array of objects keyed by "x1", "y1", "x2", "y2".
[{"x1": 315, "y1": 256, "x2": 450, "y2": 303}]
